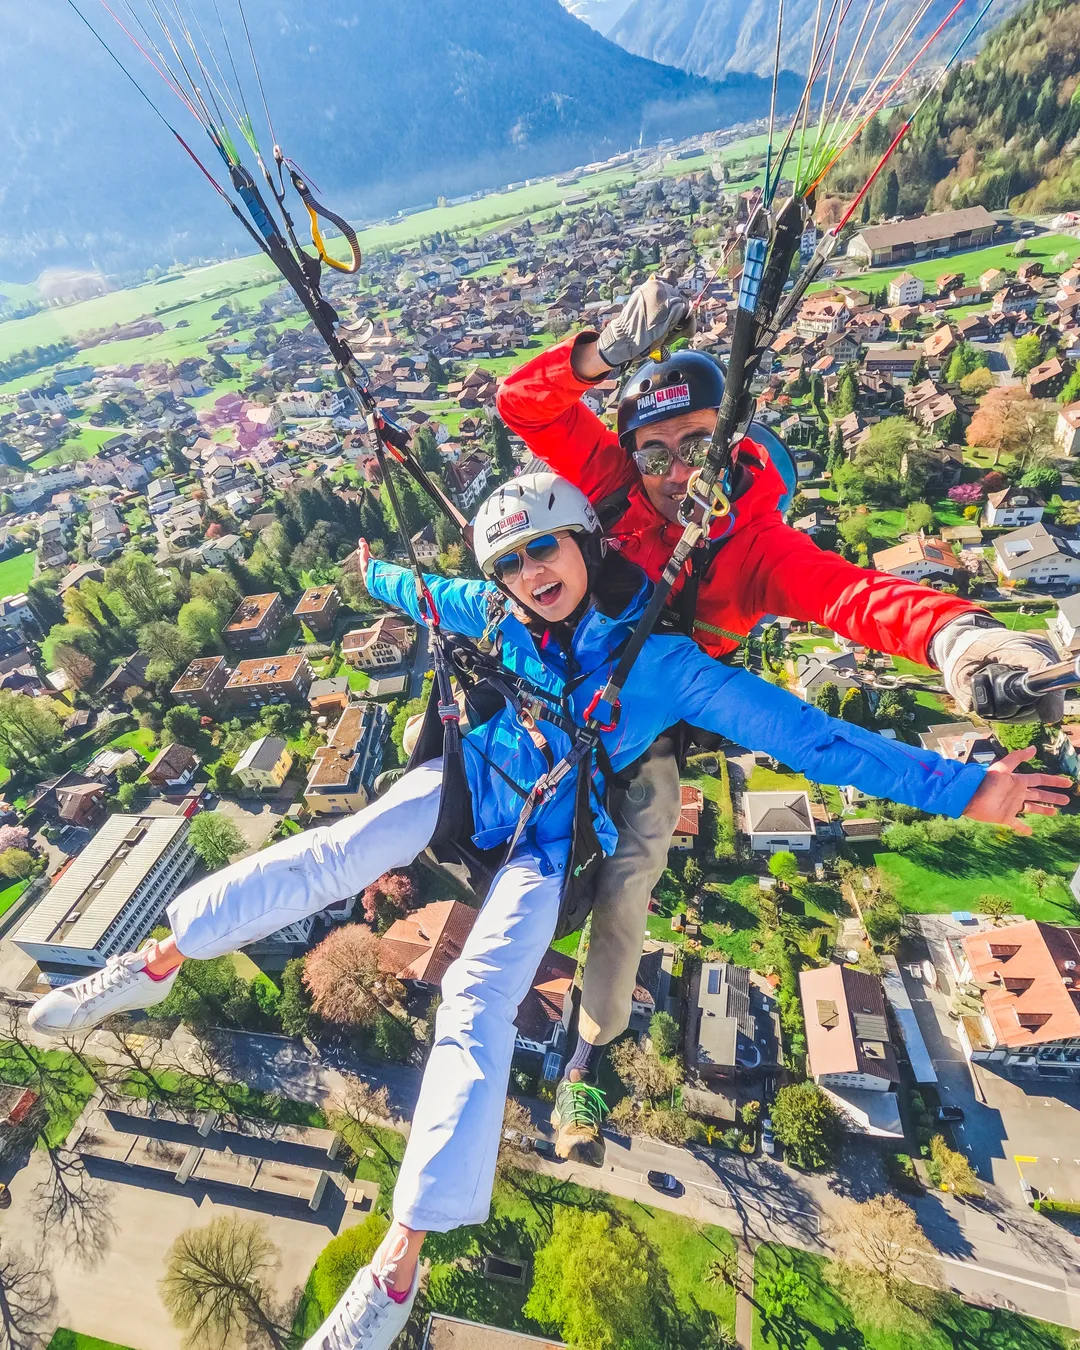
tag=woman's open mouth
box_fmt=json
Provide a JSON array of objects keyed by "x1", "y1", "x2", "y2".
[{"x1": 532, "y1": 580, "x2": 564, "y2": 607}]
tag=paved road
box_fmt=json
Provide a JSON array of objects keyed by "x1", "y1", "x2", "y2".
[{"x1": 409, "y1": 622, "x2": 431, "y2": 700}]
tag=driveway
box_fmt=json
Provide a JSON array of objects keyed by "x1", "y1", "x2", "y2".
[{"x1": 211, "y1": 789, "x2": 297, "y2": 856}]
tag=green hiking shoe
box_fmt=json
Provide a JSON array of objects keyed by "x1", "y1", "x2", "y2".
[{"x1": 551, "y1": 1079, "x2": 607, "y2": 1168}]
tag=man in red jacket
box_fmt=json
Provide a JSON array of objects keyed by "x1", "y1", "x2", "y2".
[{"x1": 497, "y1": 277, "x2": 1060, "y2": 1164}]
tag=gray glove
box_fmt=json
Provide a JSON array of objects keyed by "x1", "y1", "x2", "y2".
[
  {"x1": 597, "y1": 276, "x2": 695, "y2": 368},
  {"x1": 933, "y1": 618, "x2": 1063, "y2": 724}
]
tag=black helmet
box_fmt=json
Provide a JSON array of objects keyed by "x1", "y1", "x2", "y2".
[{"x1": 616, "y1": 350, "x2": 726, "y2": 451}]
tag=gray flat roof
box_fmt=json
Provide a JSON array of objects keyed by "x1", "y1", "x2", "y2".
[{"x1": 14, "y1": 814, "x2": 187, "y2": 951}]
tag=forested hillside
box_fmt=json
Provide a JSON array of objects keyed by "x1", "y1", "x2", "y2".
[{"x1": 823, "y1": 0, "x2": 1080, "y2": 222}]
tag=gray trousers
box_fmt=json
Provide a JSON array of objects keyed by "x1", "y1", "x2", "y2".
[{"x1": 577, "y1": 734, "x2": 681, "y2": 1045}]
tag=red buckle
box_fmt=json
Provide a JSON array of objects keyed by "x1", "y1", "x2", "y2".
[
  {"x1": 584, "y1": 689, "x2": 619, "y2": 732},
  {"x1": 420, "y1": 585, "x2": 440, "y2": 628}
]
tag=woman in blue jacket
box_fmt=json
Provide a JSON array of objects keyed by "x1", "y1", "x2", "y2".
[{"x1": 28, "y1": 474, "x2": 1068, "y2": 1350}]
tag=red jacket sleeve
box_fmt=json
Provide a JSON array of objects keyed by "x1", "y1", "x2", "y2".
[
  {"x1": 742, "y1": 519, "x2": 985, "y2": 666},
  {"x1": 496, "y1": 334, "x2": 632, "y2": 503}
]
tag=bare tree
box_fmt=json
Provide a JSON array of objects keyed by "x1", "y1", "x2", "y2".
[
  {"x1": 327, "y1": 1073, "x2": 400, "y2": 1168},
  {"x1": 0, "y1": 1239, "x2": 55, "y2": 1350},
  {"x1": 835, "y1": 1194, "x2": 940, "y2": 1293},
  {"x1": 494, "y1": 1097, "x2": 541, "y2": 1184},
  {"x1": 302, "y1": 927, "x2": 407, "y2": 1027},
  {"x1": 161, "y1": 1216, "x2": 288, "y2": 1350},
  {"x1": 608, "y1": 1038, "x2": 682, "y2": 1102}
]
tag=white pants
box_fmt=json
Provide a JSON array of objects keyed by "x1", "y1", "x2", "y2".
[{"x1": 166, "y1": 761, "x2": 563, "y2": 1232}]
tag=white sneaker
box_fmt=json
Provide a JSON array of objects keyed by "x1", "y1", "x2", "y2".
[
  {"x1": 303, "y1": 1232, "x2": 418, "y2": 1350},
  {"x1": 27, "y1": 949, "x2": 179, "y2": 1037}
]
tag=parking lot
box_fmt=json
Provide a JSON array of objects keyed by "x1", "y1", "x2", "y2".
[{"x1": 904, "y1": 915, "x2": 1080, "y2": 1201}]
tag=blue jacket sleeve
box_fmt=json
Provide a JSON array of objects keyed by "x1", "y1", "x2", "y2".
[
  {"x1": 663, "y1": 641, "x2": 985, "y2": 819},
  {"x1": 365, "y1": 561, "x2": 497, "y2": 639}
]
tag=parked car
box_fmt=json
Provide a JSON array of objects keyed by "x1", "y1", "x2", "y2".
[
  {"x1": 936, "y1": 1105, "x2": 965, "y2": 1124},
  {"x1": 647, "y1": 1170, "x2": 682, "y2": 1195},
  {"x1": 534, "y1": 1138, "x2": 557, "y2": 1160},
  {"x1": 761, "y1": 1118, "x2": 776, "y2": 1156}
]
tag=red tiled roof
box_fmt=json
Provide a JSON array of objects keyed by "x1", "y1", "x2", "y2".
[
  {"x1": 515, "y1": 951, "x2": 577, "y2": 1043},
  {"x1": 963, "y1": 920, "x2": 1080, "y2": 1049},
  {"x1": 675, "y1": 784, "x2": 704, "y2": 837},
  {"x1": 379, "y1": 901, "x2": 477, "y2": 986}
]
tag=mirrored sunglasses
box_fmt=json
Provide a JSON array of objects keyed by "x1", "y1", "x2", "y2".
[
  {"x1": 632, "y1": 436, "x2": 711, "y2": 478},
  {"x1": 492, "y1": 532, "x2": 563, "y2": 583}
]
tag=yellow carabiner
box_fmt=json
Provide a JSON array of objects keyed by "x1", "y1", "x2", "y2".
[{"x1": 286, "y1": 164, "x2": 362, "y2": 274}]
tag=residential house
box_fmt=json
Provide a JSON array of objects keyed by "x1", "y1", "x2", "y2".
[
  {"x1": 99, "y1": 652, "x2": 151, "y2": 700},
  {"x1": 0, "y1": 594, "x2": 34, "y2": 635},
  {"x1": 984, "y1": 485, "x2": 1045, "y2": 529},
  {"x1": 689, "y1": 961, "x2": 780, "y2": 1083},
  {"x1": 629, "y1": 947, "x2": 667, "y2": 1029},
  {"x1": 993, "y1": 523, "x2": 1080, "y2": 586},
  {"x1": 170, "y1": 654, "x2": 232, "y2": 711},
  {"x1": 670, "y1": 784, "x2": 703, "y2": 851},
  {"x1": 793, "y1": 651, "x2": 860, "y2": 702},
  {"x1": 234, "y1": 735, "x2": 293, "y2": 793},
  {"x1": 144, "y1": 742, "x2": 200, "y2": 790},
  {"x1": 308, "y1": 676, "x2": 351, "y2": 720},
  {"x1": 846, "y1": 206, "x2": 996, "y2": 267},
  {"x1": 223, "y1": 592, "x2": 286, "y2": 650},
  {"x1": 293, "y1": 585, "x2": 340, "y2": 635},
  {"x1": 800, "y1": 964, "x2": 902, "y2": 1137},
  {"x1": 224, "y1": 654, "x2": 314, "y2": 709},
  {"x1": 342, "y1": 614, "x2": 414, "y2": 670},
  {"x1": 1055, "y1": 404, "x2": 1080, "y2": 455},
  {"x1": 1053, "y1": 593, "x2": 1080, "y2": 655},
  {"x1": 410, "y1": 525, "x2": 440, "y2": 566},
  {"x1": 946, "y1": 920, "x2": 1080, "y2": 1077},
  {"x1": 918, "y1": 721, "x2": 1001, "y2": 766},
  {"x1": 887, "y1": 272, "x2": 924, "y2": 306},
  {"x1": 145, "y1": 476, "x2": 179, "y2": 516},
  {"x1": 442, "y1": 452, "x2": 494, "y2": 513},
  {"x1": 88, "y1": 502, "x2": 128, "y2": 560},
  {"x1": 872, "y1": 537, "x2": 965, "y2": 584},
  {"x1": 421, "y1": 1315, "x2": 566, "y2": 1347},
  {"x1": 744, "y1": 791, "x2": 815, "y2": 852},
  {"x1": 1027, "y1": 357, "x2": 1069, "y2": 399},
  {"x1": 304, "y1": 702, "x2": 389, "y2": 816},
  {"x1": 197, "y1": 533, "x2": 245, "y2": 567}
]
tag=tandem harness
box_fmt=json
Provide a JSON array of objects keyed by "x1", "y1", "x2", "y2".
[{"x1": 403, "y1": 600, "x2": 628, "y2": 940}]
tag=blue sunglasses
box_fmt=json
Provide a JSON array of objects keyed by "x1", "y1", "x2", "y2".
[{"x1": 492, "y1": 533, "x2": 563, "y2": 583}]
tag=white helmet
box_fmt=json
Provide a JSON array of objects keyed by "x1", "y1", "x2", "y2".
[{"x1": 473, "y1": 472, "x2": 600, "y2": 577}]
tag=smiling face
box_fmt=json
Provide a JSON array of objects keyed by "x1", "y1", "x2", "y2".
[
  {"x1": 634, "y1": 408, "x2": 717, "y2": 522},
  {"x1": 497, "y1": 530, "x2": 589, "y2": 623}
]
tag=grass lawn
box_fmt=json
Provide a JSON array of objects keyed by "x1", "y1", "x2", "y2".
[
  {"x1": 752, "y1": 1242, "x2": 1077, "y2": 1350},
  {"x1": 106, "y1": 728, "x2": 157, "y2": 762},
  {"x1": 0, "y1": 1042, "x2": 96, "y2": 1148},
  {"x1": 876, "y1": 814, "x2": 1080, "y2": 920},
  {"x1": 0, "y1": 549, "x2": 36, "y2": 601},
  {"x1": 0, "y1": 879, "x2": 29, "y2": 920},
  {"x1": 48, "y1": 1333, "x2": 140, "y2": 1350}
]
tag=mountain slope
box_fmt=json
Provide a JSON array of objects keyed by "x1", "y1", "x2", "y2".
[
  {"x1": 0, "y1": 0, "x2": 796, "y2": 279},
  {"x1": 609, "y1": 0, "x2": 1022, "y2": 78},
  {"x1": 559, "y1": 0, "x2": 637, "y2": 34}
]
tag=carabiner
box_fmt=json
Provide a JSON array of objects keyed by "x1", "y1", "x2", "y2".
[{"x1": 583, "y1": 688, "x2": 620, "y2": 733}]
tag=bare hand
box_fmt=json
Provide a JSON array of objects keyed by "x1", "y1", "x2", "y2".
[
  {"x1": 961, "y1": 746, "x2": 1072, "y2": 835},
  {"x1": 357, "y1": 537, "x2": 371, "y2": 573}
]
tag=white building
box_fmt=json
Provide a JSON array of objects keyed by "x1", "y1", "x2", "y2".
[
  {"x1": 1053, "y1": 593, "x2": 1080, "y2": 655},
  {"x1": 744, "y1": 791, "x2": 815, "y2": 852},
  {"x1": 993, "y1": 523, "x2": 1080, "y2": 586},
  {"x1": 1056, "y1": 404, "x2": 1080, "y2": 456},
  {"x1": 983, "y1": 485, "x2": 1044, "y2": 529},
  {"x1": 887, "y1": 272, "x2": 924, "y2": 306},
  {"x1": 13, "y1": 815, "x2": 197, "y2": 976}
]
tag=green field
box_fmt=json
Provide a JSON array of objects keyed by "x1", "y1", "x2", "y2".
[
  {"x1": 875, "y1": 814, "x2": 1080, "y2": 920},
  {"x1": 0, "y1": 549, "x2": 36, "y2": 600},
  {"x1": 752, "y1": 1243, "x2": 1077, "y2": 1350},
  {"x1": 48, "y1": 1334, "x2": 140, "y2": 1350},
  {"x1": 0, "y1": 880, "x2": 30, "y2": 921},
  {"x1": 814, "y1": 233, "x2": 1080, "y2": 299}
]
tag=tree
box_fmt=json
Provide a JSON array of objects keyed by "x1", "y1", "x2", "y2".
[
  {"x1": 189, "y1": 569, "x2": 242, "y2": 621},
  {"x1": 978, "y1": 892, "x2": 1010, "y2": 925},
  {"x1": 495, "y1": 1096, "x2": 542, "y2": 1185},
  {"x1": 758, "y1": 1266, "x2": 810, "y2": 1325},
  {"x1": 163, "y1": 704, "x2": 201, "y2": 747},
  {"x1": 770, "y1": 1081, "x2": 841, "y2": 1169},
  {"x1": 947, "y1": 481, "x2": 983, "y2": 507},
  {"x1": 303, "y1": 926, "x2": 402, "y2": 1027},
  {"x1": 837, "y1": 1193, "x2": 938, "y2": 1293},
  {"x1": 52, "y1": 644, "x2": 96, "y2": 690},
  {"x1": 1023, "y1": 866, "x2": 1051, "y2": 903},
  {"x1": 490, "y1": 417, "x2": 516, "y2": 479},
  {"x1": 187, "y1": 812, "x2": 246, "y2": 869},
  {"x1": 833, "y1": 366, "x2": 859, "y2": 417},
  {"x1": 967, "y1": 386, "x2": 1056, "y2": 470},
  {"x1": 907, "y1": 355, "x2": 929, "y2": 385},
  {"x1": 904, "y1": 501, "x2": 935, "y2": 534},
  {"x1": 106, "y1": 552, "x2": 173, "y2": 623},
  {"x1": 0, "y1": 826, "x2": 29, "y2": 856},
  {"x1": 814, "y1": 683, "x2": 841, "y2": 717},
  {"x1": 959, "y1": 366, "x2": 994, "y2": 397},
  {"x1": 768, "y1": 851, "x2": 799, "y2": 890},
  {"x1": 360, "y1": 870, "x2": 416, "y2": 931},
  {"x1": 608, "y1": 1037, "x2": 681, "y2": 1102},
  {"x1": 839, "y1": 687, "x2": 868, "y2": 726},
  {"x1": 373, "y1": 1008, "x2": 415, "y2": 1062},
  {"x1": 838, "y1": 514, "x2": 872, "y2": 550},
  {"x1": 178, "y1": 598, "x2": 223, "y2": 652},
  {"x1": 994, "y1": 719, "x2": 1039, "y2": 753},
  {"x1": 1058, "y1": 367, "x2": 1080, "y2": 406},
  {"x1": 160, "y1": 1216, "x2": 288, "y2": 1350},
  {"x1": 704, "y1": 1250, "x2": 740, "y2": 1296},
  {"x1": 328, "y1": 1074, "x2": 399, "y2": 1166},
  {"x1": 0, "y1": 1238, "x2": 56, "y2": 1350},
  {"x1": 854, "y1": 417, "x2": 933, "y2": 499},
  {"x1": 0, "y1": 693, "x2": 62, "y2": 770},
  {"x1": 1011, "y1": 333, "x2": 1044, "y2": 377},
  {"x1": 930, "y1": 1133, "x2": 982, "y2": 1197},
  {"x1": 278, "y1": 957, "x2": 312, "y2": 1038},
  {"x1": 1020, "y1": 463, "x2": 1062, "y2": 492},
  {"x1": 524, "y1": 1209, "x2": 660, "y2": 1350},
  {"x1": 649, "y1": 1010, "x2": 680, "y2": 1059},
  {"x1": 682, "y1": 855, "x2": 703, "y2": 894},
  {"x1": 138, "y1": 620, "x2": 195, "y2": 684}
]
